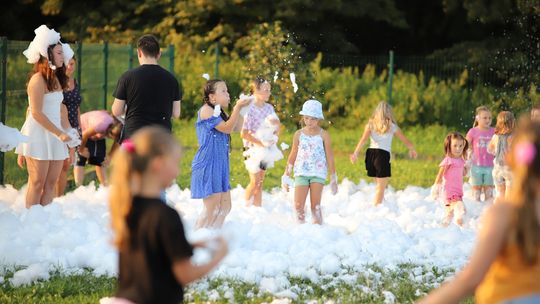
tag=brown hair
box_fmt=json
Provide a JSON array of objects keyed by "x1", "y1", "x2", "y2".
[
  {"x1": 249, "y1": 76, "x2": 269, "y2": 95},
  {"x1": 507, "y1": 119, "x2": 540, "y2": 264},
  {"x1": 29, "y1": 44, "x2": 68, "y2": 92},
  {"x1": 494, "y1": 111, "x2": 515, "y2": 135},
  {"x1": 109, "y1": 126, "x2": 180, "y2": 250},
  {"x1": 473, "y1": 105, "x2": 491, "y2": 127},
  {"x1": 443, "y1": 132, "x2": 468, "y2": 159},
  {"x1": 137, "y1": 34, "x2": 160, "y2": 58}
]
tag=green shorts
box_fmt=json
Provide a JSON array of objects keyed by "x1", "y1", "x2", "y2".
[
  {"x1": 470, "y1": 165, "x2": 494, "y2": 186},
  {"x1": 294, "y1": 175, "x2": 326, "y2": 186}
]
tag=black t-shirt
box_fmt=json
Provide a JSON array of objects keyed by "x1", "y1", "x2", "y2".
[
  {"x1": 116, "y1": 196, "x2": 193, "y2": 304},
  {"x1": 113, "y1": 64, "x2": 181, "y2": 140}
]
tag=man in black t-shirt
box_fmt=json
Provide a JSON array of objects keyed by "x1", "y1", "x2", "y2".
[{"x1": 112, "y1": 34, "x2": 181, "y2": 141}]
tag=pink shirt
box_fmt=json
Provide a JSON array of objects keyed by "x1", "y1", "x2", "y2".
[
  {"x1": 80, "y1": 110, "x2": 113, "y2": 134},
  {"x1": 241, "y1": 103, "x2": 275, "y2": 147},
  {"x1": 440, "y1": 156, "x2": 465, "y2": 203},
  {"x1": 467, "y1": 127, "x2": 495, "y2": 167}
]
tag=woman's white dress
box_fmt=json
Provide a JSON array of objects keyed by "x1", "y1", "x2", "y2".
[{"x1": 15, "y1": 91, "x2": 68, "y2": 160}]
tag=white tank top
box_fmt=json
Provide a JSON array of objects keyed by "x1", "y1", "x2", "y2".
[{"x1": 294, "y1": 130, "x2": 327, "y2": 180}]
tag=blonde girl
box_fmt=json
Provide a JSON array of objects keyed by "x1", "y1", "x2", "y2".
[
  {"x1": 109, "y1": 127, "x2": 228, "y2": 304},
  {"x1": 350, "y1": 101, "x2": 417, "y2": 206},
  {"x1": 466, "y1": 105, "x2": 495, "y2": 202},
  {"x1": 240, "y1": 76, "x2": 278, "y2": 207},
  {"x1": 419, "y1": 119, "x2": 540, "y2": 304},
  {"x1": 432, "y1": 132, "x2": 469, "y2": 226},
  {"x1": 487, "y1": 111, "x2": 515, "y2": 200},
  {"x1": 282, "y1": 99, "x2": 337, "y2": 224}
]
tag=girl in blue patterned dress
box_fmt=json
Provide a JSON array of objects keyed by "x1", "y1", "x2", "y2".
[{"x1": 191, "y1": 80, "x2": 250, "y2": 229}]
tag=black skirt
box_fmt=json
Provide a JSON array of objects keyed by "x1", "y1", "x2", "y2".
[{"x1": 365, "y1": 148, "x2": 391, "y2": 178}]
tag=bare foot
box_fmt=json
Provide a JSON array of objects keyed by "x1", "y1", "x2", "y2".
[{"x1": 456, "y1": 218, "x2": 464, "y2": 226}]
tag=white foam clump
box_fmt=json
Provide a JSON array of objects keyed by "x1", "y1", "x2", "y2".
[
  {"x1": 289, "y1": 73, "x2": 298, "y2": 93},
  {"x1": 280, "y1": 142, "x2": 289, "y2": 151},
  {"x1": 242, "y1": 114, "x2": 283, "y2": 173},
  {"x1": 64, "y1": 128, "x2": 81, "y2": 148},
  {"x1": 0, "y1": 123, "x2": 28, "y2": 152},
  {"x1": 0, "y1": 179, "x2": 486, "y2": 296},
  {"x1": 238, "y1": 93, "x2": 255, "y2": 117},
  {"x1": 202, "y1": 73, "x2": 210, "y2": 80}
]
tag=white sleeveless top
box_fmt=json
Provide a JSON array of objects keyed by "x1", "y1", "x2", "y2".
[
  {"x1": 369, "y1": 123, "x2": 398, "y2": 153},
  {"x1": 15, "y1": 91, "x2": 68, "y2": 160},
  {"x1": 294, "y1": 130, "x2": 327, "y2": 180}
]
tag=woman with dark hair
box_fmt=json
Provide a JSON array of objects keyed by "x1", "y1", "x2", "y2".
[{"x1": 15, "y1": 25, "x2": 74, "y2": 208}]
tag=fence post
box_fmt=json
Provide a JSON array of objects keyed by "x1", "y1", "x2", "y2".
[
  {"x1": 0, "y1": 37, "x2": 7, "y2": 185},
  {"x1": 214, "y1": 42, "x2": 220, "y2": 78},
  {"x1": 103, "y1": 42, "x2": 109, "y2": 110},
  {"x1": 387, "y1": 50, "x2": 394, "y2": 104},
  {"x1": 76, "y1": 42, "x2": 82, "y2": 91},
  {"x1": 168, "y1": 44, "x2": 174, "y2": 75},
  {"x1": 128, "y1": 45, "x2": 134, "y2": 70}
]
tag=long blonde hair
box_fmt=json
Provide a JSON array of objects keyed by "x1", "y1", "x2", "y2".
[
  {"x1": 473, "y1": 105, "x2": 491, "y2": 128},
  {"x1": 109, "y1": 126, "x2": 180, "y2": 251},
  {"x1": 494, "y1": 111, "x2": 515, "y2": 135},
  {"x1": 507, "y1": 119, "x2": 540, "y2": 264},
  {"x1": 369, "y1": 101, "x2": 396, "y2": 134}
]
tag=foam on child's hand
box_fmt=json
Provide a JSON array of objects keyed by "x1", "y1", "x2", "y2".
[
  {"x1": 213, "y1": 105, "x2": 221, "y2": 117},
  {"x1": 238, "y1": 94, "x2": 254, "y2": 117},
  {"x1": 64, "y1": 128, "x2": 81, "y2": 148}
]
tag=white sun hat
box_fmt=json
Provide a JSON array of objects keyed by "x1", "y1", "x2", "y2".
[{"x1": 299, "y1": 99, "x2": 324, "y2": 119}]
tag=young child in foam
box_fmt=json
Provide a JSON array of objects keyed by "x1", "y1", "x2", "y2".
[
  {"x1": 0, "y1": 123, "x2": 28, "y2": 152},
  {"x1": 431, "y1": 132, "x2": 469, "y2": 226},
  {"x1": 487, "y1": 111, "x2": 515, "y2": 201},
  {"x1": 191, "y1": 79, "x2": 250, "y2": 229},
  {"x1": 15, "y1": 25, "x2": 80, "y2": 208},
  {"x1": 350, "y1": 101, "x2": 417, "y2": 206},
  {"x1": 419, "y1": 119, "x2": 540, "y2": 304},
  {"x1": 242, "y1": 113, "x2": 283, "y2": 174},
  {"x1": 466, "y1": 106, "x2": 495, "y2": 203},
  {"x1": 281, "y1": 99, "x2": 338, "y2": 225},
  {"x1": 108, "y1": 127, "x2": 228, "y2": 304},
  {"x1": 240, "y1": 76, "x2": 280, "y2": 207}
]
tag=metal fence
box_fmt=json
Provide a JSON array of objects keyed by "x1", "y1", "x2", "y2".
[{"x1": 0, "y1": 38, "x2": 175, "y2": 185}]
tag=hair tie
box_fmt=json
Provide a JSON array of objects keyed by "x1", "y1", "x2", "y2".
[
  {"x1": 515, "y1": 142, "x2": 536, "y2": 165},
  {"x1": 121, "y1": 139, "x2": 136, "y2": 154}
]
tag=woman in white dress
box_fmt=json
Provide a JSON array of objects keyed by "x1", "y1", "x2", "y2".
[{"x1": 15, "y1": 25, "x2": 73, "y2": 208}]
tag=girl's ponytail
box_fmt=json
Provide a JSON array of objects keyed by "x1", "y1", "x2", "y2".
[{"x1": 109, "y1": 146, "x2": 134, "y2": 250}]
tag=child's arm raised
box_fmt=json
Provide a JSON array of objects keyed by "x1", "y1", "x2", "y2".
[
  {"x1": 322, "y1": 130, "x2": 338, "y2": 194},
  {"x1": 172, "y1": 236, "x2": 228, "y2": 285},
  {"x1": 395, "y1": 128, "x2": 417, "y2": 158},
  {"x1": 201, "y1": 99, "x2": 251, "y2": 134},
  {"x1": 350, "y1": 124, "x2": 371, "y2": 163},
  {"x1": 417, "y1": 202, "x2": 512, "y2": 304}
]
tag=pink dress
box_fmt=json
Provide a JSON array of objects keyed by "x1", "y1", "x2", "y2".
[{"x1": 440, "y1": 156, "x2": 465, "y2": 204}]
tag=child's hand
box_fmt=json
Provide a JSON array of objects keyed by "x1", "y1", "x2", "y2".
[
  {"x1": 409, "y1": 148, "x2": 417, "y2": 159},
  {"x1": 17, "y1": 155, "x2": 26, "y2": 169},
  {"x1": 349, "y1": 152, "x2": 358, "y2": 164},
  {"x1": 430, "y1": 184, "x2": 441, "y2": 200},
  {"x1": 281, "y1": 175, "x2": 294, "y2": 192},
  {"x1": 330, "y1": 173, "x2": 338, "y2": 195},
  {"x1": 234, "y1": 98, "x2": 252, "y2": 109}
]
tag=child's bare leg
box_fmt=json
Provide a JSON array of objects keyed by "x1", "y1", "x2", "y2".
[
  {"x1": 25, "y1": 158, "x2": 48, "y2": 208},
  {"x1": 252, "y1": 170, "x2": 266, "y2": 207},
  {"x1": 309, "y1": 183, "x2": 324, "y2": 224},
  {"x1": 56, "y1": 158, "x2": 71, "y2": 197},
  {"x1": 294, "y1": 185, "x2": 309, "y2": 223},
  {"x1": 454, "y1": 201, "x2": 466, "y2": 226},
  {"x1": 471, "y1": 186, "x2": 482, "y2": 202},
  {"x1": 74, "y1": 166, "x2": 85, "y2": 186},
  {"x1": 495, "y1": 184, "x2": 506, "y2": 202},
  {"x1": 96, "y1": 165, "x2": 108, "y2": 186},
  {"x1": 244, "y1": 173, "x2": 257, "y2": 206},
  {"x1": 196, "y1": 193, "x2": 222, "y2": 229},
  {"x1": 483, "y1": 186, "x2": 494, "y2": 203},
  {"x1": 374, "y1": 177, "x2": 389, "y2": 205},
  {"x1": 213, "y1": 191, "x2": 232, "y2": 228},
  {"x1": 443, "y1": 205, "x2": 453, "y2": 227}
]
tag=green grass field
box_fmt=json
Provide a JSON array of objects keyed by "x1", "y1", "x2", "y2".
[{"x1": 1, "y1": 122, "x2": 472, "y2": 303}]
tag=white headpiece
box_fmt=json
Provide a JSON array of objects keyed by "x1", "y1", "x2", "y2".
[{"x1": 22, "y1": 25, "x2": 74, "y2": 69}]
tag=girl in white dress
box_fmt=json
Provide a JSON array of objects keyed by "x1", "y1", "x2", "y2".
[{"x1": 15, "y1": 25, "x2": 73, "y2": 208}]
